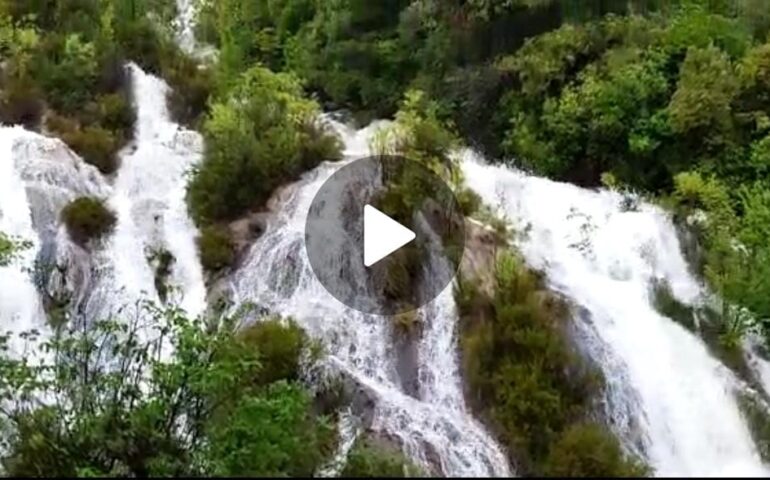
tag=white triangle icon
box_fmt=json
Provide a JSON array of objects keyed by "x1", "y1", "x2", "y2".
[{"x1": 363, "y1": 205, "x2": 416, "y2": 267}]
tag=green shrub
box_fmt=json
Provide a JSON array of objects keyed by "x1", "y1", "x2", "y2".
[
  {"x1": 391, "y1": 309, "x2": 420, "y2": 338},
  {"x1": 197, "y1": 225, "x2": 235, "y2": 272},
  {"x1": 456, "y1": 187, "x2": 482, "y2": 216},
  {"x1": 163, "y1": 52, "x2": 214, "y2": 126},
  {"x1": 239, "y1": 318, "x2": 307, "y2": 386},
  {"x1": 35, "y1": 33, "x2": 99, "y2": 115},
  {"x1": 92, "y1": 92, "x2": 135, "y2": 133},
  {"x1": 205, "y1": 381, "x2": 335, "y2": 477},
  {"x1": 149, "y1": 248, "x2": 175, "y2": 304},
  {"x1": 0, "y1": 78, "x2": 45, "y2": 129},
  {"x1": 115, "y1": 16, "x2": 164, "y2": 74},
  {"x1": 298, "y1": 119, "x2": 344, "y2": 169},
  {"x1": 341, "y1": 437, "x2": 422, "y2": 478},
  {"x1": 458, "y1": 251, "x2": 625, "y2": 474},
  {"x1": 542, "y1": 424, "x2": 650, "y2": 477},
  {"x1": 60, "y1": 125, "x2": 119, "y2": 174},
  {"x1": 186, "y1": 66, "x2": 340, "y2": 225},
  {"x1": 61, "y1": 196, "x2": 116, "y2": 245}
]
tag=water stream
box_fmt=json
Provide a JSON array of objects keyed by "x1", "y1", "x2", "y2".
[{"x1": 460, "y1": 152, "x2": 769, "y2": 476}]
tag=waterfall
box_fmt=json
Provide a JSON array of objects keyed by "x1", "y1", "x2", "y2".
[
  {"x1": 229, "y1": 121, "x2": 512, "y2": 477},
  {"x1": 175, "y1": 0, "x2": 217, "y2": 60},
  {"x1": 460, "y1": 152, "x2": 770, "y2": 477},
  {"x1": 175, "y1": 0, "x2": 198, "y2": 55},
  {"x1": 0, "y1": 126, "x2": 110, "y2": 354},
  {"x1": 82, "y1": 64, "x2": 206, "y2": 325},
  {"x1": 0, "y1": 128, "x2": 47, "y2": 354}
]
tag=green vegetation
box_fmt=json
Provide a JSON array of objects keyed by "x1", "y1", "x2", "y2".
[
  {"x1": 0, "y1": 0, "x2": 215, "y2": 168},
  {"x1": 11, "y1": 0, "x2": 770, "y2": 476},
  {"x1": 194, "y1": 0, "x2": 770, "y2": 348},
  {"x1": 0, "y1": 307, "x2": 404, "y2": 476},
  {"x1": 0, "y1": 1, "x2": 133, "y2": 171},
  {"x1": 341, "y1": 437, "x2": 423, "y2": 477},
  {"x1": 186, "y1": 66, "x2": 341, "y2": 226},
  {"x1": 0, "y1": 232, "x2": 31, "y2": 266},
  {"x1": 738, "y1": 393, "x2": 770, "y2": 462},
  {"x1": 369, "y1": 89, "x2": 465, "y2": 307},
  {"x1": 542, "y1": 423, "x2": 649, "y2": 477},
  {"x1": 197, "y1": 225, "x2": 235, "y2": 272},
  {"x1": 457, "y1": 251, "x2": 646, "y2": 475},
  {"x1": 61, "y1": 197, "x2": 116, "y2": 246},
  {"x1": 149, "y1": 248, "x2": 175, "y2": 304}
]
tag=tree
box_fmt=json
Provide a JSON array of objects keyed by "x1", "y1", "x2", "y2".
[
  {"x1": 0, "y1": 306, "x2": 337, "y2": 477},
  {"x1": 186, "y1": 66, "x2": 341, "y2": 225},
  {"x1": 668, "y1": 45, "x2": 739, "y2": 142}
]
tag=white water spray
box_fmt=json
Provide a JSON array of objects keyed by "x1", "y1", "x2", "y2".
[
  {"x1": 0, "y1": 128, "x2": 46, "y2": 353},
  {"x1": 230, "y1": 121, "x2": 511, "y2": 477},
  {"x1": 460, "y1": 152, "x2": 769, "y2": 477},
  {"x1": 83, "y1": 64, "x2": 206, "y2": 324},
  {"x1": 0, "y1": 126, "x2": 110, "y2": 353}
]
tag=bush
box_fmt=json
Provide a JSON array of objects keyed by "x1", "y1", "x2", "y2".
[
  {"x1": 0, "y1": 303, "x2": 339, "y2": 477},
  {"x1": 61, "y1": 196, "x2": 116, "y2": 245},
  {"x1": 0, "y1": 78, "x2": 45, "y2": 129},
  {"x1": 197, "y1": 225, "x2": 235, "y2": 272},
  {"x1": 60, "y1": 125, "x2": 119, "y2": 174},
  {"x1": 163, "y1": 52, "x2": 214, "y2": 126},
  {"x1": 92, "y1": 93, "x2": 135, "y2": 133},
  {"x1": 456, "y1": 187, "x2": 482, "y2": 216},
  {"x1": 239, "y1": 318, "x2": 307, "y2": 386},
  {"x1": 186, "y1": 66, "x2": 340, "y2": 225},
  {"x1": 115, "y1": 16, "x2": 164, "y2": 74},
  {"x1": 149, "y1": 248, "x2": 175, "y2": 304},
  {"x1": 341, "y1": 437, "x2": 422, "y2": 478},
  {"x1": 542, "y1": 424, "x2": 650, "y2": 477},
  {"x1": 457, "y1": 251, "x2": 624, "y2": 474},
  {"x1": 298, "y1": 119, "x2": 344, "y2": 170}
]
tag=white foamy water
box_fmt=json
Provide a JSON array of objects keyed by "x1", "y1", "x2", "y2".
[
  {"x1": 460, "y1": 152, "x2": 769, "y2": 477},
  {"x1": 84, "y1": 64, "x2": 206, "y2": 323},
  {"x1": 0, "y1": 128, "x2": 47, "y2": 352},
  {"x1": 0, "y1": 126, "x2": 110, "y2": 353},
  {"x1": 229, "y1": 121, "x2": 511, "y2": 477},
  {"x1": 174, "y1": 0, "x2": 217, "y2": 60}
]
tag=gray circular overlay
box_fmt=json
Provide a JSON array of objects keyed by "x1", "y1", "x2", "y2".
[{"x1": 305, "y1": 155, "x2": 465, "y2": 315}]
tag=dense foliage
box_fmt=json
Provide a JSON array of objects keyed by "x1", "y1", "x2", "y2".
[
  {"x1": 8, "y1": 0, "x2": 770, "y2": 476},
  {"x1": 197, "y1": 225, "x2": 235, "y2": 272},
  {"x1": 196, "y1": 0, "x2": 770, "y2": 349},
  {"x1": 186, "y1": 65, "x2": 341, "y2": 226},
  {"x1": 0, "y1": 0, "x2": 162, "y2": 172},
  {"x1": 341, "y1": 437, "x2": 422, "y2": 477},
  {"x1": 0, "y1": 307, "x2": 354, "y2": 476},
  {"x1": 456, "y1": 251, "x2": 647, "y2": 476}
]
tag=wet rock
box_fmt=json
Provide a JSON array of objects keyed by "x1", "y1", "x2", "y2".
[
  {"x1": 392, "y1": 314, "x2": 422, "y2": 399},
  {"x1": 459, "y1": 218, "x2": 505, "y2": 298},
  {"x1": 227, "y1": 210, "x2": 268, "y2": 260}
]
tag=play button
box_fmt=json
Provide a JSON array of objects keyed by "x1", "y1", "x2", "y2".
[
  {"x1": 305, "y1": 155, "x2": 465, "y2": 315},
  {"x1": 364, "y1": 205, "x2": 415, "y2": 267}
]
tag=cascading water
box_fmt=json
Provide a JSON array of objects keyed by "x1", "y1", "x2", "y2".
[
  {"x1": 175, "y1": 0, "x2": 216, "y2": 60},
  {"x1": 229, "y1": 121, "x2": 511, "y2": 477},
  {"x1": 460, "y1": 151, "x2": 770, "y2": 477},
  {"x1": 0, "y1": 128, "x2": 47, "y2": 354},
  {"x1": 0, "y1": 126, "x2": 109, "y2": 354},
  {"x1": 82, "y1": 64, "x2": 206, "y2": 324}
]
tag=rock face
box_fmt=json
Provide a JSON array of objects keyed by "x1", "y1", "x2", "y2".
[
  {"x1": 459, "y1": 218, "x2": 505, "y2": 298},
  {"x1": 227, "y1": 210, "x2": 269, "y2": 261},
  {"x1": 8, "y1": 130, "x2": 110, "y2": 323}
]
